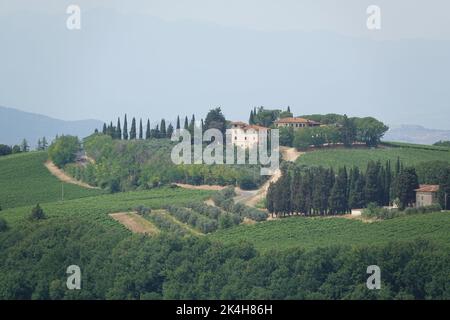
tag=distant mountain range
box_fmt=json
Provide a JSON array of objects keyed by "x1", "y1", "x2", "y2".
[
  {"x1": 383, "y1": 125, "x2": 450, "y2": 145},
  {"x1": 0, "y1": 106, "x2": 103, "y2": 147}
]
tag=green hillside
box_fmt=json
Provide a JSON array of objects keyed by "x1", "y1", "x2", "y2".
[
  {"x1": 210, "y1": 212, "x2": 450, "y2": 252},
  {"x1": 296, "y1": 143, "x2": 450, "y2": 169},
  {"x1": 0, "y1": 152, "x2": 104, "y2": 209}
]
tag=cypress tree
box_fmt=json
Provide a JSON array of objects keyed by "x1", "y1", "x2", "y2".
[
  {"x1": 42, "y1": 137, "x2": 48, "y2": 150},
  {"x1": 438, "y1": 168, "x2": 450, "y2": 210},
  {"x1": 189, "y1": 115, "x2": 195, "y2": 135},
  {"x1": 102, "y1": 123, "x2": 107, "y2": 134},
  {"x1": 123, "y1": 114, "x2": 128, "y2": 140},
  {"x1": 130, "y1": 118, "x2": 136, "y2": 139},
  {"x1": 328, "y1": 167, "x2": 348, "y2": 214},
  {"x1": 184, "y1": 116, "x2": 189, "y2": 130},
  {"x1": 395, "y1": 157, "x2": 401, "y2": 176},
  {"x1": 394, "y1": 167, "x2": 419, "y2": 210},
  {"x1": 109, "y1": 121, "x2": 114, "y2": 138},
  {"x1": 249, "y1": 110, "x2": 254, "y2": 125},
  {"x1": 160, "y1": 119, "x2": 167, "y2": 137},
  {"x1": 139, "y1": 119, "x2": 143, "y2": 139},
  {"x1": 145, "y1": 119, "x2": 151, "y2": 139},
  {"x1": 167, "y1": 123, "x2": 174, "y2": 138},
  {"x1": 21, "y1": 139, "x2": 29, "y2": 152},
  {"x1": 152, "y1": 124, "x2": 160, "y2": 138},
  {"x1": 117, "y1": 118, "x2": 122, "y2": 140},
  {"x1": 378, "y1": 165, "x2": 386, "y2": 205},
  {"x1": 290, "y1": 168, "x2": 302, "y2": 214},
  {"x1": 385, "y1": 160, "x2": 392, "y2": 205},
  {"x1": 176, "y1": 116, "x2": 181, "y2": 130},
  {"x1": 349, "y1": 168, "x2": 366, "y2": 209},
  {"x1": 312, "y1": 167, "x2": 329, "y2": 215},
  {"x1": 364, "y1": 161, "x2": 381, "y2": 205}
]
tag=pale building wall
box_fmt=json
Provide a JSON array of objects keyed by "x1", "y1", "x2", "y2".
[
  {"x1": 231, "y1": 128, "x2": 259, "y2": 149},
  {"x1": 416, "y1": 192, "x2": 438, "y2": 207}
]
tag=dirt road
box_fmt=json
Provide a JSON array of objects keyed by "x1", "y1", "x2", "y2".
[
  {"x1": 173, "y1": 147, "x2": 303, "y2": 208},
  {"x1": 45, "y1": 160, "x2": 99, "y2": 189},
  {"x1": 234, "y1": 147, "x2": 303, "y2": 207}
]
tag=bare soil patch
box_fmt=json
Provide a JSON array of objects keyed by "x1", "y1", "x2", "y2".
[
  {"x1": 175, "y1": 183, "x2": 226, "y2": 191},
  {"x1": 110, "y1": 212, "x2": 160, "y2": 235}
]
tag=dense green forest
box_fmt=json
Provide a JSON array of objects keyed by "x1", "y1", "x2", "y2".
[{"x1": 0, "y1": 217, "x2": 448, "y2": 299}]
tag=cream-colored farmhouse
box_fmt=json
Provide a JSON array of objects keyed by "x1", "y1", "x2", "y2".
[
  {"x1": 415, "y1": 184, "x2": 440, "y2": 207},
  {"x1": 229, "y1": 121, "x2": 268, "y2": 149}
]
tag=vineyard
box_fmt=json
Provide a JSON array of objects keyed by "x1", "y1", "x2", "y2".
[
  {"x1": 0, "y1": 187, "x2": 213, "y2": 229},
  {"x1": 296, "y1": 143, "x2": 450, "y2": 170},
  {"x1": 0, "y1": 152, "x2": 104, "y2": 209},
  {"x1": 210, "y1": 211, "x2": 450, "y2": 251}
]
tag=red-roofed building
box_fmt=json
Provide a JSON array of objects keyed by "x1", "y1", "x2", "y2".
[
  {"x1": 274, "y1": 117, "x2": 320, "y2": 129},
  {"x1": 415, "y1": 184, "x2": 440, "y2": 207}
]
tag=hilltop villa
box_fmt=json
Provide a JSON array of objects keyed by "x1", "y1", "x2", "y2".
[
  {"x1": 274, "y1": 117, "x2": 321, "y2": 129},
  {"x1": 415, "y1": 184, "x2": 440, "y2": 207},
  {"x1": 229, "y1": 121, "x2": 268, "y2": 149}
]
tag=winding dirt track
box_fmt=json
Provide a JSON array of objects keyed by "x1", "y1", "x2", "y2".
[
  {"x1": 233, "y1": 147, "x2": 303, "y2": 207},
  {"x1": 44, "y1": 160, "x2": 99, "y2": 189},
  {"x1": 177, "y1": 147, "x2": 303, "y2": 207}
]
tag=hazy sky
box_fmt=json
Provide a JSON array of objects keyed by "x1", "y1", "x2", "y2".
[
  {"x1": 1, "y1": 0, "x2": 450, "y2": 128},
  {"x1": 2, "y1": 0, "x2": 450, "y2": 39}
]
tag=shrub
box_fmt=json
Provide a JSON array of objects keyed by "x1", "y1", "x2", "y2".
[
  {"x1": 363, "y1": 204, "x2": 441, "y2": 220},
  {"x1": 238, "y1": 176, "x2": 258, "y2": 190},
  {"x1": 134, "y1": 205, "x2": 151, "y2": 215},
  {"x1": 186, "y1": 202, "x2": 221, "y2": 220},
  {"x1": 241, "y1": 207, "x2": 268, "y2": 222},
  {"x1": 218, "y1": 214, "x2": 242, "y2": 229},
  {"x1": 0, "y1": 218, "x2": 8, "y2": 232},
  {"x1": 0, "y1": 144, "x2": 12, "y2": 156},
  {"x1": 30, "y1": 204, "x2": 46, "y2": 220},
  {"x1": 165, "y1": 205, "x2": 218, "y2": 234}
]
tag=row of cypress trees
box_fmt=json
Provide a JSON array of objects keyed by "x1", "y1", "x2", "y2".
[
  {"x1": 98, "y1": 114, "x2": 203, "y2": 140},
  {"x1": 267, "y1": 158, "x2": 418, "y2": 216}
]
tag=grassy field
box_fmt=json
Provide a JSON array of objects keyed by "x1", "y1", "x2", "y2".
[
  {"x1": 210, "y1": 212, "x2": 450, "y2": 251},
  {"x1": 0, "y1": 187, "x2": 213, "y2": 229},
  {"x1": 296, "y1": 144, "x2": 450, "y2": 170},
  {"x1": 0, "y1": 152, "x2": 104, "y2": 209}
]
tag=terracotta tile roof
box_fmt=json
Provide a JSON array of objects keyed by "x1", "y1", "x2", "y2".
[
  {"x1": 230, "y1": 121, "x2": 248, "y2": 126},
  {"x1": 229, "y1": 122, "x2": 268, "y2": 131},
  {"x1": 275, "y1": 117, "x2": 320, "y2": 125},
  {"x1": 245, "y1": 125, "x2": 268, "y2": 130},
  {"x1": 415, "y1": 185, "x2": 440, "y2": 193}
]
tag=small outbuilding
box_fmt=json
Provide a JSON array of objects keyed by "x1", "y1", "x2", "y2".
[{"x1": 415, "y1": 184, "x2": 440, "y2": 207}]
